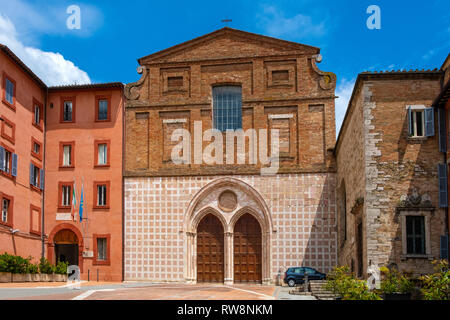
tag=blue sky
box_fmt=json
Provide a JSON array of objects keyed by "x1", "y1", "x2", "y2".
[{"x1": 0, "y1": 0, "x2": 449, "y2": 134}]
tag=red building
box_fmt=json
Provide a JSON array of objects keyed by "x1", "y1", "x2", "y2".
[
  {"x1": 0, "y1": 45, "x2": 46, "y2": 262},
  {"x1": 45, "y1": 84, "x2": 124, "y2": 281}
]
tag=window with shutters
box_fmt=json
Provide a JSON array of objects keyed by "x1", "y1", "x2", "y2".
[
  {"x1": 1, "y1": 116, "x2": 15, "y2": 144},
  {"x1": 58, "y1": 182, "x2": 73, "y2": 210},
  {"x1": 0, "y1": 193, "x2": 13, "y2": 227},
  {"x1": 93, "y1": 234, "x2": 110, "y2": 265},
  {"x1": 438, "y1": 163, "x2": 448, "y2": 208},
  {"x1": 407, "y1": 106, "x2": 434, "y2": 138},
  {"x1": 60, "y1": 97, "x2": 76, "y2": 123},
  {"x1": 2, "y1": 72, "x2": 16, "y2": 110},
  {"x1": 32, "y1": 98, "x2": 43, "y2": 130},
  {"x1": 93, "y1": 181, "x2": 110, "y2": 209},
  {"x1": 0, "y1": 144, "x2": 16, "y2": 180},
  {"x1": 95, "y1": 96, "x2": 111, "y2": 122},
  {"x1": 59, "y1": 141, "x2": 75, "y2": 168},
  {"x1": 94, "y1": 140, "x2": 110, "y2": 167},
  {"x1": 30, "y1": 162, "x2": 41, "y2": 191},
  {"x1": 212, "y1": 86, "x2": 242, "y2": 131}
]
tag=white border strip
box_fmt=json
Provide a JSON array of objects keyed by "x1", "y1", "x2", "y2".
[
  {"x1": 268, "y1": 114, "x2": 293, "y2": 119},
  {"x1": 163, "y1": 118, "x2": 187, "y2": 124}
]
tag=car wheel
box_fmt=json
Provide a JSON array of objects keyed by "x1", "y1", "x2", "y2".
[{"x1": 288, "y1": 279, "x2": 296, "y2": 287}]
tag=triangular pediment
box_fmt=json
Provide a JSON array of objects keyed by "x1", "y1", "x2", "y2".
[{"x1": 138, "y1": 27, "x2": 319, "y2": 64}]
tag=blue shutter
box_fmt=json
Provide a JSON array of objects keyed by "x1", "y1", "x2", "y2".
[
  {"x1": 438, "y1": 163, "x2": 448, "y2": 208},
  {"x1": 30, "y1": 163, "x2": 35, "y2": 186},
  {"x1": 11, "y1": 153, "x2": 17, "y2": 177},
  {"x1": 39, "y1": 168, "x2": 44, "y2": 190},
  {"x1": 440, "y1": 235, "x2": 449, "y2": 260},
  {"x1": 0, "y1": 146, "x2": 5, "y2": 171},
  {"x1": 407, "y1": 106, "x2": 413, "y2": 136},
  {"x1": 438, "y1": 108, "x2": 447, "y2": 152},
  {"x1": 425, "y1": 107, "x2": 435, "y2": 137}
]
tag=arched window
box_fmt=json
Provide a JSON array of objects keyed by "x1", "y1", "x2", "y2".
[{"x1": 212, "y1": 86, "x2": 242, "y2": 131}]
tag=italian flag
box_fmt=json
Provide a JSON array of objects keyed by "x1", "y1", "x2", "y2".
[{"x1": 71, "y1": 182, "x2": 77, "y2": 221}]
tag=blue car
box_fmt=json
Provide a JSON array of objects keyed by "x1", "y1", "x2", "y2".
[{"x1": 283, "y1": 267, "x2": 326, "y2": 287}]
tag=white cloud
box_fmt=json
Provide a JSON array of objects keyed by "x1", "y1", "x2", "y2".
[
  {"x1": 335, "y1": 79, "x2": 355, "y2": 138},
  {"x1": 256, "y1": 5, "x2": 326, "y2": 40},
  {"x1": 0, "y1": 14, "x2": 90, "y2": 86}
]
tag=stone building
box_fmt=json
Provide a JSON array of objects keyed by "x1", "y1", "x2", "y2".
[
  {"x1": 123, "y1": 27, "x2": 338, "y2": 284},
  {"x1": 335, "y1": 69, "x2": 447, "y2": 277}
]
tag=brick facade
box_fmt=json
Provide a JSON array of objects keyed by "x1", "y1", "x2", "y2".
[
  {"x1": 336, "y1": 71, "x2": 446, "y2": 276},
  {"x1": 124, "y1": 27, "x2": 337, "y2": 283}
]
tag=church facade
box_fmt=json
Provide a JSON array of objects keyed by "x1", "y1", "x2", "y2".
[{"x1": 123, "y1": 28, "x2": 338, "y2": 284}]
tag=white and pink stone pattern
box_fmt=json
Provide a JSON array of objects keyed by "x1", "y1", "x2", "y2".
[{"x1": 124, "y1": 173, "x2": 337, "y2": 282}]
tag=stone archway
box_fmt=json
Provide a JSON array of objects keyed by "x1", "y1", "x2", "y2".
[
  {"x1": 184, "y1": 177, "x2": 273, "y2": 284},
  {"x1": 47, "y1": 223, "x2": 84, "y2": 272}
]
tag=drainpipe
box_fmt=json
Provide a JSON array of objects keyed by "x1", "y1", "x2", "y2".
[
  {"x1": 42, "y1": 86, "x2": 48, "y2": 259},
  {"x1": 121, "y1": 89, "x2": 125, "y2": 282}
]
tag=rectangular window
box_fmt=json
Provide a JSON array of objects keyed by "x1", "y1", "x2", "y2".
[
  {"x1": 406, "y1": 216, "x2": 426, "y2": 255},
  {"x1": 95, "y1": 96, "x2": 111, "y2": 121},
  {"x1": 2, "y1": 73, "x2": 16, "y2": 110},
  {"x1": 31, "y1": 138, "x2": 42, "y2": 161},
  {"x1": 97, "y1": 185, "x2": 107, "y2": 206},
  {"x1": 33, "y1": 165, "x2": 39, "y2": 186},
  {"x1": 411, "y1": 110, "x2": 425, "y2": 137},
  {"x1": 63, "y1": 145, "x2": 71, "y2": 166},
  {"x1": 34, "y1": 105, "x2": 40, "y2": 125},
  {"x1": 59, "y1": 142, "x2": 75, "y2": 168},
  {"x1": 0, "y1": 193, "x2": 13, "y2": 227},
  {"x1": 93, "y1": 234, "x2": 110, "y2": 265},
  {"x1": 98, "y1": 100, "x2": 108, "y2": 120},
  {"x1": 4, "y1": 149, "x2": 11, "y2": 174},
  {"x1": 98, "y1": 144, "x2": 107, "y2": 165},
  {"x1": 62, "y1": 185, "x2": 71, "y2": 206},
  {"x1": 33, "y1": 142, "x2": 40, "y2": 154},
  {"x1": 212, "y1": 86, "x2": 242, "y2": 131},
  {"x1": 63, "y1": 101, "x2": 72, "y2": 121},
  {"x1": 93, "y1": 181, "x2": 109, "y2": 209},
  {"x1": 97, "y1": 238, "x2": 107, "y2": 261},
  {"x1": 2, "y1": 198, "x2": 9, "y2": 223},
  {"x1": 5, "y1": 78, "x2": 13, "y2": 104}
]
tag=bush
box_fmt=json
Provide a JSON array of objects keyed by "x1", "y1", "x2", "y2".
[
  {"x1": 55, "y1": 261, "x2": 68, "y2": 275},
  {"x1": 419, "y1": 260, "x2": 450, "y2": 300},
  {"x1": 325, "y1": 266, "x2": 381, "y2": 300},
  {"x1": 26, "y1": 263, "x2": 39, "y2": 274},
  {"x1": 380, "y1": 268, "x2": 414, "y2": 294},
  {"x1": 39, "y1": 257, "x2": 55, "y2": 274},
  {"x1": 0, "y1": 253, "x2": 31, "y2": 274}
]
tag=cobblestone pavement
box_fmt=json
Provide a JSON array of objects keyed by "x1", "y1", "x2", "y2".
[{"x1": 0, "y1": 282, "x2": 315, "y2": 300}]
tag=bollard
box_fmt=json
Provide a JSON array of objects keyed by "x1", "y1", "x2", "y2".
[
  {"x1": 97, "y1": 269, "x2": 99, "y2": 282},
  {"x1": 87, "y1": 269, "x2": 90, "y2": 282},
  {"x1": 304, "y1": 274, "x2": 309, "y2": 292}
]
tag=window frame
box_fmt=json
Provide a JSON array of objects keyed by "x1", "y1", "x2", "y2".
[
  {"x1": 0, "y1": 193, "x2": 13, "y2": 228},
  {"x1": 1, "y1": 116, "x2": 15, "y2": 145},
  {"x1": 212, "y1": 85, "x2": 243, "y2": 132},
  {"x1": 93, "y1": 234, "x2": 111, "y2": 265},
  {"x1": 60, "y1": 96, "x2": 76, "y2": 123},
  {"x1": 411, "y1": 110, "x2": 425, "y2": 138},
  {"x1": 1, "y1": 143, "x2": 14, "y2": 180},
  {"x1": 57, "y1": 181, "x2": 74, "y2": 211},
  {"x1": 94, "y1": 140, "x2": 110, "y2": 167},
  {"x1": 29, "y1": 204, "x2": 41, "y2": 236},
  {"x1": 32, "y1": 97, "x2": 44, "y2": 131},
  {"x1": 398, "y1": 209, "x2": 433, "y2": 260},
  {"x1": 406, "y1": 216, "x2": 426, "y2": 255},
  {"x1": 31, "y1": 137, "x2": 43, "y2": 161},
  {"x1": 30, "y1": 161, "x2": 42, "y2": 192},
  {"x1": 59, "y1": 141, "x2": 75, "y2": 169},
  {"x1": 93, "y1": 181, "x2": 110, "y2": 209},
  {"x1": 2, "y1": 72, "x2": 16, "y2": 111},
  {"x1": 95, "y1": 95, "x2": 111, "y2": 122}
]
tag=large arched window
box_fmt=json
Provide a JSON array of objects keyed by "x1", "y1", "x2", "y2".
[{"x1": 212, "y1": 86, "x2": 242, "y2": 131}]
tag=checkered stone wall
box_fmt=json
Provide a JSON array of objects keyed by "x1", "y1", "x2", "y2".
[{"x1": 124, "y1": 173, "x2": 337, "y2": 282}]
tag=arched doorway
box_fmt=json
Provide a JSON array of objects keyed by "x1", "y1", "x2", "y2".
[
  {"x1": 197, "y1": 214, "x2": 224, "y2": 283},
  {"x1": 233, "y1": 213, "x2": 262, "y2": 283},
  {"x1": 54, "y1": 229, "x2": 79, "y2": 267}
]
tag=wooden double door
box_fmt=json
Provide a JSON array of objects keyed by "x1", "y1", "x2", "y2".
[{"x1": 196, "y1": 213, "x2": 262, "y2": 283}]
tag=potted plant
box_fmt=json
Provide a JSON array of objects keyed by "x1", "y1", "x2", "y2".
[
  {"x1": 38, "y1": 257, "x2": 54, "y2": 282},
  {"x1": 54, "y1": 261, "x2": 68, "y2": 282},
  {"x1": 27, "y1": 263, "x2": 40, "y2": 282},
  {"x1": 419, "y1": 260, "x2": 449, "y2": 300},
  {"x1": 380, "y1": 267, "x2": 414, "y2": 300},
  {"x1": 0, "y1": 253, "x2": 12, "y2": 283}
]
